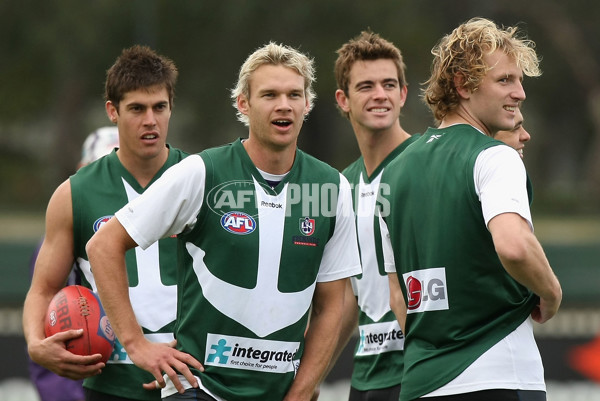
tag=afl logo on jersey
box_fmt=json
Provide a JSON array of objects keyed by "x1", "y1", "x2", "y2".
[
  {"x1": 221, "y1": 211, "x2": 256, "y2": 235},
  {"x1": 93, "y1": 215, "x2": 113, "y2": 233}
]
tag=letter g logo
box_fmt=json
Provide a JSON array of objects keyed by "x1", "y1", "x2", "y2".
[{"x1": 406, "y1": 276, "x2": 422, "y2": 310}]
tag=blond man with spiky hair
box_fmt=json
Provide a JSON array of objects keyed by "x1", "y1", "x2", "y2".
[{"x1": 382, "y1": 18, "x2": 562, "y2": 401}]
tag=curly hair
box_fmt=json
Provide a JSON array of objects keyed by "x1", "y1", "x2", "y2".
[
  {"x1": 231, "y1": 42, "x2": 316, "y2": 127},
  {"x1": 334, "y1": 30, "x2": 407, "y2": 119},
  {"x1": 105, "y1": 45, "x2": 178, "y2": 110},
  {"x1": 422, "y1": 17, "x2": 541, "y2": 123}
]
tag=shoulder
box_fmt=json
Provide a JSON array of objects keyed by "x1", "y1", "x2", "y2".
[
  {"x1": 46, "y1": 179, "x2": 74, "y2": 223},
  {"x1": 168, "y1": 146, "x2": 191, "y2": 160},
  {"x1": 476, "y1": 144, "x2": 522, "y2": 167},
  {"x1": 297, "y1": 149, "x2": 341, "y2": 178},
  {"x1": 197, "y1": 142, "x2": 238, "y2": 167},
  {"x1": 341, "y1": 157, "x2": 363, "y2": 180}
]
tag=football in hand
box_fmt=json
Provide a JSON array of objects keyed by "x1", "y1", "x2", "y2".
[{"x1": 44, "y1": 285, "x2": 115, "y2": 363}]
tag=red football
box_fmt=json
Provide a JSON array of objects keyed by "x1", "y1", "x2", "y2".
[{"x1": 44, "y1": 285, "x2": 115, "y2": 363}]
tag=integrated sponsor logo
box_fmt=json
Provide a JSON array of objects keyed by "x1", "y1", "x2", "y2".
[
  {"x1": 403, "y1": 267, "x2": 449, "y2": 313},
  {"x1": 356, "y1": 321, "x2": 404, "y2": 356},
  {"x1": 93, "y1": 215, "x2": 113, "y2": 232},
  {"x1": 205, "y1": 333, "x2": 299, "y2": 374},
  {"x1": 220, "y1": 211, "x2": 256, "y2": 235}
]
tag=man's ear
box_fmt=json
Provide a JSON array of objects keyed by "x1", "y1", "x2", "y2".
[
  {"x1": 335, "y1": 89, "x2": 350, "y2": 113},
  {"x1": 237, "y1": 95, "x2": 249, "y2": 116},
  {"x1": 454, "y1": 73, "x2": 470, "y2": 99},
  {"x1": 106, "y1": 101, "x2": 119, "y2": 123}
]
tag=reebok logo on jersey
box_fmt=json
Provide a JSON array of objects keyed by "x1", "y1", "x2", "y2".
[
  {"x1": 220, "y1": 211, "x2": 256, "y2": 235},
  {"x1": 403, "y1": 267, "x2": 449, "y2": 313},
  {"x1": 426, "y1": 134, "x2": 443, "y2": 143},
  {"x1": 360, "y1": 190, "x2": 375, "y2": 198},
  {"x1": 93, "y1": 215, "x2": 113, "y2": 232},
  {"x1": 205, "y1": 333, "x2": 299, "y2": 373},
  {"x1": 260, "y1": 200, "x2": 283, "y2": 209}
]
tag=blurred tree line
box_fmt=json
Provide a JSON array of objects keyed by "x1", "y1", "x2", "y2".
[{"x1": 1, "y1": 0, "x2": 599, "y2": 215}]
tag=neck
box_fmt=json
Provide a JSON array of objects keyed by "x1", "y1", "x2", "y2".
[
  {"x1": 440, "y1": 108, "x2": 491, "y2": 136},
  {"x1": 353, "y1": 123, "x2": 411, "y2": 176},
  {"x1": 242, "y1": 138, "x2": 296, "y2": 175},
  {"x1": 116, "y1": 147, "x2": 169, "y2": 188}
]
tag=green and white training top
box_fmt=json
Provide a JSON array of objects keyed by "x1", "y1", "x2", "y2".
[
  {"x1": 115, "y1": 139, "x2": 362, "y2": 401},
  {"x1": 341, "y1": 135, "x2": 418, "y2": 391},
  {"x1": 382, "y1": 125, "x2": 542, "y2": 401},
  {"x1": 71, "y1": 146, "x2": 188, "y2": 401}
]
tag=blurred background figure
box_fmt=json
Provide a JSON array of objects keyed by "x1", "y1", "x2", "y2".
[
  {"x1": 77, "y1": 127, "x2": 120, "y2": 168},
  {"x1": 26, "y1": 126, "x2": 118, "y2": 401}
]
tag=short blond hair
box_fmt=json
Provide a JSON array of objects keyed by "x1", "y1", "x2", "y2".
[
  {"x1": 422, "y1": 17, "x2": 541, "y2": 123},
  {"x1": 231, "y1": 42, "x2": 316, "y2": 126}
]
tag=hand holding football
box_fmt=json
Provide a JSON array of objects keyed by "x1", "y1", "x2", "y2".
[{"x1": 44, "y1": 285, "x2": 115, "y2": 363}]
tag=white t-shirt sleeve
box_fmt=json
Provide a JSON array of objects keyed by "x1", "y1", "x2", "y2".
[
  {"x1": 474, "y1": 145, "x2": 533, "y2": 231},
  {"x1": 115, "y1": 155, "x2": 207, "y2": 250},
  {"x1": 316, "y1": 174, "x2": 362, "y2": 282}
]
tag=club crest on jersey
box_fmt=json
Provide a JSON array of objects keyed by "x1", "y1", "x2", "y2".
[
  {"x1": 299, "y1": 217, "x2": 315, "y2": 236},
  {"x1": 93, "y1": 215, "x2": 113, "y2": 232},
  {"x1": 221, "y1": 211, "x2": 256, "y2": 235}
]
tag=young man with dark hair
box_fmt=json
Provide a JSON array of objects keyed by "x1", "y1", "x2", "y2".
[{"x1": 24, "y1": 45, "x2": 188, "y2": 401}]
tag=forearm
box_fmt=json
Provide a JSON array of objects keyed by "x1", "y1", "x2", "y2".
[
  {"x1": 498, "y1": 233, "x2": 562, "y2": 307},
  {"x1": 23, "y1": 290, "x2": 54, "y2": 345},
  {"x1": 489, "y1": 213, "x2": 562, "y2": 318},
  {"x1": 86, "y1": 219, "x2": 145, "y2": 350},
  {"x1": 285, "y1": 280, "x2": 345, "y2": 401},
  {"x1": 323, "y1": 279, "x2": 357, "y2": 379}
]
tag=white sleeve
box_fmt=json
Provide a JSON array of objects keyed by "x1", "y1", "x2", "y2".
[
  {"x1": 115, "y1": 155, "x2": 207, "y2": 249},
  {"x1": 474, "y1": 145, "x2": 533, "y2": 231},
  {"x1": 316, "y1": 174, "x2": 362, "y2": 282},
  {"x1": 380, "y1": 214, "x2": 396, "y2": 273}
]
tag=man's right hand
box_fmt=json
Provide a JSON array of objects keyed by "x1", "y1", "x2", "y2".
[{"x1": 129, "y1": 338, "x2": 204, "y2": 394}]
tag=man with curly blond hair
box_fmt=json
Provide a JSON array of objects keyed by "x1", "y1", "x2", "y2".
[{"x1": 382, "y1": 18, "x2": 562, "y2": 401}]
